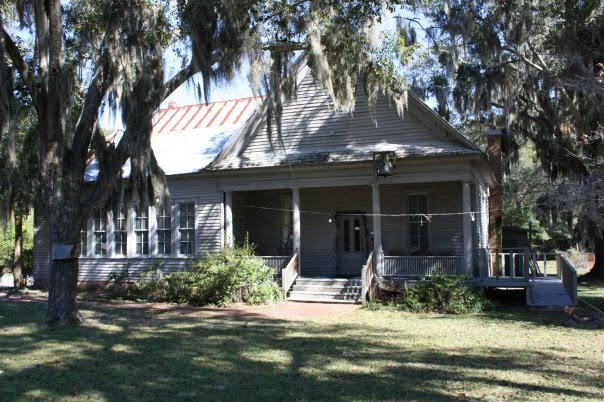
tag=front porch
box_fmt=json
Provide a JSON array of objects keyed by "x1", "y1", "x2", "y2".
[{"x1": 224, "y1": 180, "x2": 487, "y2": 302}]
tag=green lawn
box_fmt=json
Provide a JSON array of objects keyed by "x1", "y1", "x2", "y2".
[
  {"x1": 578, "y1": 281, "x2": 604, "y2": 311},
  {"x1": 1, "y1": 290, "x2": 603, "y2": 401}
]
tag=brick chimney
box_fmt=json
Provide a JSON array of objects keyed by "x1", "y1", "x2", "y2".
[{"x1": 487, "y1": 129, "x2": 503, "y2": 274}]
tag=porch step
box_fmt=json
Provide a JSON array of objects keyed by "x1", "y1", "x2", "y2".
[
  {"x1": 295, "y1": 278, "x2": 362, "y2": 287},
  {"x1": 287, "y1": 277, "x2": 362, "y2": 304},
  {"x1": 292, "y1": 284, "x2": 362, "y2": 293}
]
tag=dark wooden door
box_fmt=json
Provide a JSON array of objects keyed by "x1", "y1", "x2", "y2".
[{"x1": 337, "y1": 215, "x2": 367, "y2": 276}]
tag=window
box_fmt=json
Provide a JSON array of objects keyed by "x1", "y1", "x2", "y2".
[
  {"x1": 179, "y1": 203, "x2": 195, "y2": 255},
  {"x1": 94, "y1": 209, "x2": 107, "y2": 256},
  {"x1": 80, "y1": 228, "x2": 88, "y2": 257},
  {"x1": 354, "y1": 219, "x2": 361, "y2": 252},
  {"x1": 135, "y1": 206, "x2": 149, "y2": 255},
  {"x1": 114, "y1": 207, "x2": 128, "y2": 256},
  {"x1": 157, "y1": 205, "x2": 172, "y2": 255},
  {"x1": 343, "y1": 219, "x2": 350, "y2": 251},
  {"x1": 409, "y1": 194, "x2": 429, "y2": 249}
]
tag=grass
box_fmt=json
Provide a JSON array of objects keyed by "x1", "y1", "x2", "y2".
[
  {"x1": 577, "y1": 281, "x2": 604, "y2": 311},
  {"x1": 0, "y1": 289, "x2": 603, "y2": 401}
]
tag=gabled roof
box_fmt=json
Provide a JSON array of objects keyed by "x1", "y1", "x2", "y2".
[
  {"x1": 85, "y1": 97, "x2": 261, "y2": 181},
  {"x1": 86, "y1": 63, "x2": 485, "y2": 181},
  {"x1": 209, "y1": 64, "x2": 483, "y2": 171}
]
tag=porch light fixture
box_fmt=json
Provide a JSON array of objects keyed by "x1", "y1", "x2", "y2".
[{"x1": 372, "y1": 151, "x2": 396, "y2": 177}]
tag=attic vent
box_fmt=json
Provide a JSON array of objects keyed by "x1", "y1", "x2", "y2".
[{"x1": 372, "y1": 151, "x2": 396, "y2": 177}]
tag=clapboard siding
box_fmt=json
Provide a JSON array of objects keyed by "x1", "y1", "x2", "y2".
[
  {"x1": 33, "y1": 175, "x2": 224, "y2": 287},
  {"x1": 239, "y1": 73, "x2": 468, "y2": 158},
  {"x1": 78, "y1": 258, "x2": 191, "y2": 284},
  {"x1": 380, "y1": 183, "x2": 463, "y2": 255}
]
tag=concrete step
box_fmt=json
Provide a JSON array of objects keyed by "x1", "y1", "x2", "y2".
[
  {"x1": 287, "y1": 293, "x2": 361, "y2": 304},
  {"x1": 292, "y1": 284, "x2": 362, "y2": 293},
  {"x1": 286, "y1": 277, "x2": 363, "y2": 304},
  {"x1": 289, "y1": 290, "x2": 361, "y2": 298},
  {"x1": 295, "y1": 277, "x2": 361, "y2": 287}
]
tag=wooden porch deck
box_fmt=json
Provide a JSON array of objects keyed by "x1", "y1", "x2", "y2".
[{"x1": 263, "y1": 253, "x2": 578, "y2": 307}]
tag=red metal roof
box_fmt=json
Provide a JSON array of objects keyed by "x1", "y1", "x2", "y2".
[{"x1": 152, "y1": 97, "x2": 260, "y2": 134}]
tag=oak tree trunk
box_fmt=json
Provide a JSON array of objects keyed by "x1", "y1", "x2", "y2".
[
  {"x1": 46, "y1": 256, "x2": 81, "y2": 325},
  {"x1": 44, "y1": 190, "x2": 85, "y2": 325},
  {"x1": 585, "y1": 230, "x2": 604, "y2": 279},
  {"x1": 12, "y1": 213, "x2": 26, "y2": 289}
]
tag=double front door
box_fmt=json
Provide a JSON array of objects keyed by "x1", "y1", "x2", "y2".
[{"x1": 337, "y1": 214, "x2": 368, "y2": 276}]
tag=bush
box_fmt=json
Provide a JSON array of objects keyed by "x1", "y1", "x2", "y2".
[
  {"x1": 104, "y1": 244, "x2": 283, "y2": 306},
  {"x1": 136, "y1": 262, "x2": 166, "y2": 301},
  {"x1": 164, "y1": 271, "x2": 197, "y2": 303},
  {"x1": 170, "y1": 243, "x2": 283, "y2": 306},
  {"x1": 106, "y1": 264, "x2": 135, "y2": 298},
  {"x1": 392, "y1": 275, "x2": 492, "y2": 314},
  {"x1": 362, "y1": 299, "x2": 383, "y2": 311}
]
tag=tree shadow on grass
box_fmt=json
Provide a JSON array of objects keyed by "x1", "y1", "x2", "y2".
[{"x1": 0, "y1": 300, "x2": 601, "y2": 401}]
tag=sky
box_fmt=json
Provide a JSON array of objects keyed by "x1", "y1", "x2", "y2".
[
  {"x1": 99, "y1": 63, "x2": 254, "y2": 131},
  {"x1": 98, "y1": 6, "x2": 429, "y2": 132}
]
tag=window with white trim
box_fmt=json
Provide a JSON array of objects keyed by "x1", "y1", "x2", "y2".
[
  {"x1": 409, "y1": 194, "x2": 429, "y2": 249},
  {"x1": 156, "y1": 204, "x2": 172, "y2": 255},
  {"x1": 114, "y1": 207, "x2": 128, "y2": 256},
  {"x1": 135, "y1": 206, "x2": 149, "y2": 255},
  {"x1": 179, "y1": 202, "x2": 195, "y2": 255},
  {"x1": 94, "y1": 209, "x2": 107, "y2": 256}
]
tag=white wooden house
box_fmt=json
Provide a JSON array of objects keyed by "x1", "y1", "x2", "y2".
[{"x1": 33, "y1": 63, "x2": 521, "y2": 303}]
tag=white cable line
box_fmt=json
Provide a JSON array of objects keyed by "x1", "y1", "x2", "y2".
[
  {"x1": 233, "y1": 203, "x2": 493, "y2": 218},
  {"x1": 577, "y1": 296, "x2": 603, "y2": 314}
]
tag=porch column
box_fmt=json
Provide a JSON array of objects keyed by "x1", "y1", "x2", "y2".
[
  {"x1": 292, "y1": 188, "x2": 301, "y2": 254},
  {"x1": 462, "y1": 181, "x2": 473, "y2": 274},
  {"x1": 224, "y1": 191, "x2": 234, "y2": 248},
  {"x1": 372, "y1": 183, "x2": 383, "y2": 275}
]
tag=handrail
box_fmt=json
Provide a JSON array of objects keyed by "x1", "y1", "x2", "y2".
[
  {"x1": 361, "y1": 252, "x2": 375, "y2": 303},
  {"x1": 557, "y1": 254, "x2": 577, "y2": 305},
  {"x1": 261, "y1": 256, "x2": 290, "y2": 276},
  {"x1": 486, "y1": 249, "x2": 559, "y2": 279},
  {"x1": 281, "y1": 252, "x2": 299, "y2": 295}
]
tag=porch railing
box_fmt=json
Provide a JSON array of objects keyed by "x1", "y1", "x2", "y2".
[
  {"x1": 382, "y1": 256, "x2": 463, "y2": 277},
  {"x1": 261, "y1": 256, "x2": 290, "y2": 276},
  {"x1": 360, "y1": 252, "x2": 375, "y2": 302},
  {"x1": 482, "y1": 249, "x2": 559, "y2": 278},
  {"x1": 557, "y1": 254, "x2": 577, "y2": 305},
  {"x1": 281, "y1": 252, "x2": 300, "y2": 295}
]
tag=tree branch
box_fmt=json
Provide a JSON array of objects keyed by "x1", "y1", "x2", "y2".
[
  {"x1": 69, "y1": 46, "x2": 116, "y2": 173},
  {"x1": 502, "y1": 45, "x2": 547, "y2": 73},
  {"x1": 1, "y1": 26, "x2": 41, "y2": 108},
  {"x1": 164, "y1": 63, "x2": 196, "y2": 97}
]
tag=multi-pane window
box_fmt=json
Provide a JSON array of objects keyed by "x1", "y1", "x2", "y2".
[
  {"x1": 135, "y1": 207, "x2": 149, "y2": 255},
  {"x1": 409, "y1": 194, "x2": 429, "y2": 249},
  {"x1": 94, "y1": 209, "x2": 107, "y2": 256},
  {"x1": 80, "y1": 228, "x2": 88, "y2": 257},
  {"x1": 114, "y1": 207, "x2": 128, "y2": 256},
  {"x1": 179, "y1": 203, "x2": 195, "y2": 255},
  {"x1": 157, "y1": 205, "x2": 172, "y2": 255}
]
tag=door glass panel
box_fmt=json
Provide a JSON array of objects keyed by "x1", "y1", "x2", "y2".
[
  {"x1": 354, "y1": 219, "x2": 361, "y2": 251},
  {"x1": 343, "y1": 219, "x2": 350, "y2": 251}
]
